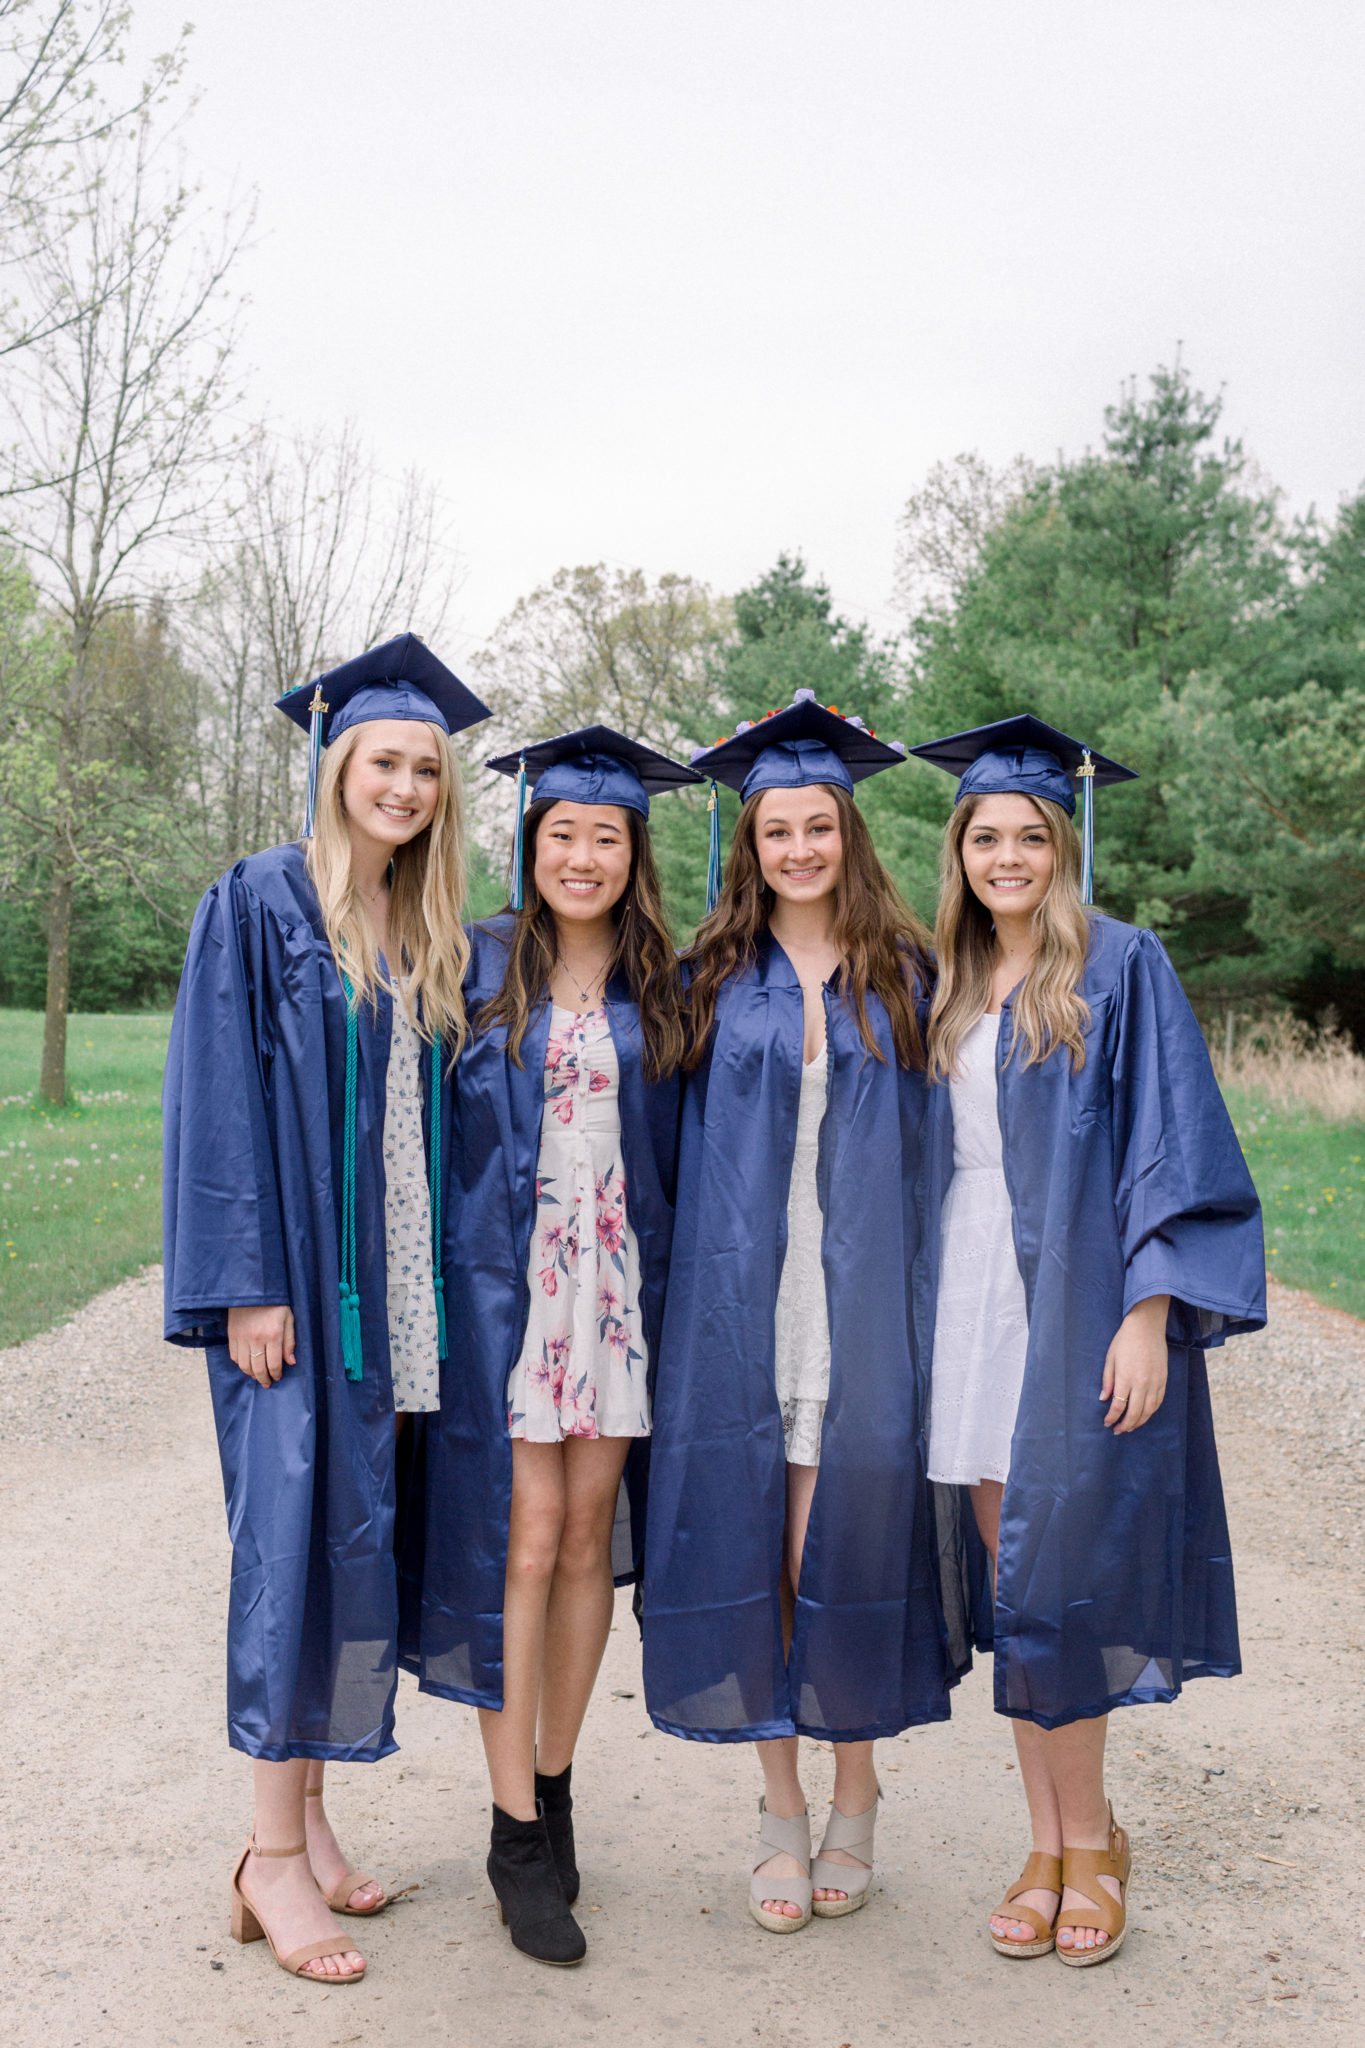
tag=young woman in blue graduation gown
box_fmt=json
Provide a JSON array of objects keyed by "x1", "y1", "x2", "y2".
[
  {"x1": 162, "y1": 639, "x2": 487, "y2": 1985},
  {"x1": 912, "y1": 718, "x2": 1265, "y2": 1967},
  {"x1": 643, "y1": 695, "x2": 955, "y2": 1936},
  {"x1": 401, "y1": 730, "x2": 692, "y2": 1966}
]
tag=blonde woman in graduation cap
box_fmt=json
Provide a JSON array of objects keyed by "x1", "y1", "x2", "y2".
[
  {"x1": 912, "y1": 715, "x2": 1264, "y2": 1966},
  {"x1": 402, "y1": 728, "x2": 694, "y2": 1967},
  {"x1": 163, "y1": 636, "x2": 488, "y2": 1984}
]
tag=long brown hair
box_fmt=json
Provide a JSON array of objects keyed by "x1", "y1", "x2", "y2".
[
  {"x1": 684, "y1": 782, "x2": 932, "y2": 1071},
  {"x1": 927, "y1": 791, "x2": 1091, "y2": 1079},
  {"x1": 476, "y1": 796, "x2": 686, "y2": 1081},
  {"x1": 304, "y1": 721, "x2": 471, "y2": 1052}
]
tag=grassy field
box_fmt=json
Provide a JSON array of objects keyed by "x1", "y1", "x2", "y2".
[
  {"x1": 1, "y1": 1013, "x2": 1361, "y2": 1348},
  {"x1": 0, "y1": 1010, "x2": 171, "y2": 1347},
  {"x1": 1223, "y1": 1087, "x2": 1365, "y2": 1322}
]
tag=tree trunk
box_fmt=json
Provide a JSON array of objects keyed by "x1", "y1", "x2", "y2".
[{"x1": 40, "y1": 834, "x2": 75, "y2": 1105}]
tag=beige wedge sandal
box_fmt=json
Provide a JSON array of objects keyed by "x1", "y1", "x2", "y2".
[
  {"x1": 305, "y1": 1783, "x2": 387, "y2": 1915},
  {"x1": 988, "y1": 1850, "x2": 1062, "y2": 1957},
  {"x1": 811, "y1": 1791, "x2": 880, "y2": 1918},
  {"x1": 748, "y1": 1800, "x2": 813, "y2": 1934},
  {"x1": 230, "y1": 1839, "x2": 367, "y2": 1983},
  {"x1": 1055, "y1": 1805, "x2": 1131, "y2": 1968}
]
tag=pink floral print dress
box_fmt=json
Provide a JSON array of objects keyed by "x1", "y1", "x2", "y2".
[{"x1": 506, "y1": 1004, "x2": 650, "y2": 1442}]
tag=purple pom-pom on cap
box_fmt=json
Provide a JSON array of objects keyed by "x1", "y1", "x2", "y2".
[
  {"x1": 690, "y1": 746, "x2": 707, "y2": 762},
  {"x1": 791, "y1": 688, "x2": 817, "y2": 704},
  {"x1": 889, "y1": 740, "x2": 907, "y2": 755},
  {"x1": 734, "y1": 719, "x2": 753, "y2": 733}
]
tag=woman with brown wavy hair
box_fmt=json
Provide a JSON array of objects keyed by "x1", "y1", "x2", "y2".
[
  {"x1": 403, "y1": 727, "x2": 695, "y2": 1967},
  {"x1": 642, "y1": 692, "x2": 955, "y2": 1937},
  {"x1": 163, "y1": 637, "x2": 488, "y2": 1986},
  {"x1": 913, "y1": 715, "x2": 1264, "y2": 1970}
]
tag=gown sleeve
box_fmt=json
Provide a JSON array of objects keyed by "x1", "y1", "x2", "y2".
[
  {"x1": 162, "y1": 869, "x2": 293, "y2": 1346},
  {"x1": 1109, "y1": 927, "x2": 1266, "y2": 1344}
]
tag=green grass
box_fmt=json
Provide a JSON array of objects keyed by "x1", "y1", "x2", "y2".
[
  {"x1": 1224, "y1": 1086, "x2": 1365, "y2": 1321},
  {"x1": 0, "y1": 1010, "x2": 171, "y2": 1347}
]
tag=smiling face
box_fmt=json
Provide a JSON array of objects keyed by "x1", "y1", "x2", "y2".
[
  {"x1": 752, "y1": 783, "x2": 845, "y2": 904},
  {"x1": 532, "y1": 801, "x2": 634, "y2": 926},
  {"x1": 339, "y1": 719, "x2": 442, "y2": 854},
  {"x1": 959, "y1": 791, "x2": 1056, "y2": 923}
]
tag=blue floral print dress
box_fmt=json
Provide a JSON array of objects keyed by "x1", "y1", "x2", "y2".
[{"x1": 506, "y1": 1004, "x2": 650, "y2": 1441}]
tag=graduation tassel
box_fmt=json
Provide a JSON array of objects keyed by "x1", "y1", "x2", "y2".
[
  {"x1": 508, "y1": 754, "x2": 528, "y2": 910},
  {"x1": 705, "y1": 780, "x2": 722, "y2": 915},
  {"x1": 301, "y1": 684, "x2": 327, "y2": 840},
  {"x1": 338, "y1": 969, "x2": 364, "y2": 1382},
  {"x1": 428, "y1": 1028, "x2": 447, "y2": 1361},
  {"x1": 1079, "y1": 748, "x2": 1096, "y2": 905}
]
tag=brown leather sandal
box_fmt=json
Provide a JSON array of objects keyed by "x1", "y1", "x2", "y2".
[
  {"x1": 306, "y1": 1784, "x2": 387, "y2": 1916},
  {"x1": 1055, "y1": 1804, "x2": 1130, "y2": 1968},
  {"x1": 230, "y1": 1839, "x2": 367, "y2": 1982},
  {"x1": 988, "y1": 1850, "x2": 1062, "y2": 1957}
]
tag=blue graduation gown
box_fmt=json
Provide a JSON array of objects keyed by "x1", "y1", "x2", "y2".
[
  {"x1": 642, "y1": 933, "x2": 954, "y2": 1743},
  {"x1": 400, "y1": 916, "x2": 681, "y2": 1709},
  {"x1": 162, "y1": 843, "x2": 450, "y2": 1761},
  {"x1": 921, "y1": 916, "x2": 1266, "y2": 1729}
]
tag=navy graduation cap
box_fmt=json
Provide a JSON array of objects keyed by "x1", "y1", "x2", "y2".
[
  {"x1": 909, "y1": 713, "x2": 1137, "y2": 904},
  {"x1": 689, "y1": 689, "x2": 909, "y2": 911},
  {"x1": 486, "y1": 725, "x2": 702, "y2": 910},
  {"x1": 276, "y1": 632, "x2": 492, "y2": 838}
]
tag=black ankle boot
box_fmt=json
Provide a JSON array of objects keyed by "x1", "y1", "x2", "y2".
[
  {"x1": 486, "y1": 1803, "x2": 586, "y2": 1966},
  {"x1": 534, "y1": 1762, "x2": 580, "y2": 1905}
]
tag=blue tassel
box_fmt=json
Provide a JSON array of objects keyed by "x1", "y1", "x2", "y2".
[
  {"x1": 301, "y1": 684, "x2": 327, "y2": 840},
  {"x1": 1079, "y1": 749, "x2": 1096, "y2": 904},
  {"x1": 509, "y1": 756, "x2": 528, "y2": 910},
  {"x1": 705, "y1": 780, "x2": 722, "y2": 915}
]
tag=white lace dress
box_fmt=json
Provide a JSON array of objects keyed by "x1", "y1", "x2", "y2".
[
  {"x1": 385, "y1": 997, "x2": 441, "y2": 1413},
  {"x1": 927, "y1": 1010, "x2": 1029, "y2": 1485},
  {"x1": 506, "y1": 1005, "x2": 650, "y2": 1442},
  {"x1": 774, "y1": 1044, "x2": 831, "y2": 1467}
]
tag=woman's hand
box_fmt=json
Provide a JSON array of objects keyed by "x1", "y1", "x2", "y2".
[
  {"x1": 227, "y1": 1304, "x2": 296, "y2": 1388},
  {"x1": 1100, "y1": 1294, "x2": 1170, "y2": 1434}
]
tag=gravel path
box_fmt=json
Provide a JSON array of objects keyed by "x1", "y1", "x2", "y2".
[{"x1": 1, "y1": 1274, "x2": 1362, "y2": 2046}]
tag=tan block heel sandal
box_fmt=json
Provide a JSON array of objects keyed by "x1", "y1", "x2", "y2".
[
  {"x1": 748, "y1": 1800, "x2": 813, "y2": 1933},
  {"x1": 230, "y1": 1840, "x2": 367, "y2": 1983},
  {"x1": 988, "y1": 1850, "x2": 1062, "y2": 1956},
  {"x1": 1055, "y1": 1805, "x2": 1130, "y2": 1968},
  {"x1": 305, "y1": 1783, "x2": 387, "y2": 1915}
]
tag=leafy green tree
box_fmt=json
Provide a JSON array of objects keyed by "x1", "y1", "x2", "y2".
[{"x1": 901, "y1": 363, "x2": 1294, "y2": 990}]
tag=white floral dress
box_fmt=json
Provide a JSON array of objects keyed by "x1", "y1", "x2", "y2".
[
  {"x1": 506, "y1": 1004, "x2": 650, "y2": 1442},
  {"x1": 385, "y1": 994, "x2": 441, "y2": 1413},
  {"x1": 774, "y1": 1043, "x2": 831, "y2": 1465}
]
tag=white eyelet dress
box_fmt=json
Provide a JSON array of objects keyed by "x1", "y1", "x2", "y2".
[
  {"x1": 926, "y1": 1010, "x2": 1029, "y2": 1485},
  {"x1": 506, "y1": 1005, "x2": 650, "y2": 1442},
  {"x1": 384, "y1": 996, "x2": 441, "y2": 1413},
  {"x1": 774, "y1": 1043, "x2": 831, "y2": 1467}
]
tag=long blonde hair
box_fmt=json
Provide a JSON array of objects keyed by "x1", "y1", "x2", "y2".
[
  {"x1": 304, "y1": 721, "x2": 471, "y2": 1053},
  {"x1": 927, "y1": 792, "x2": 1091, "y2": 1079}
]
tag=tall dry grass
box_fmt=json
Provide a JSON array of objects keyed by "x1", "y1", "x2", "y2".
[{"x1": 1213, "y1": 1010, "x2": 1365, "y2": 1124}]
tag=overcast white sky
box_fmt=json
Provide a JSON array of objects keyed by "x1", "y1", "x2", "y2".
[{"x1": 131, "y1": 0, "x2": 1365, "y2": 660}]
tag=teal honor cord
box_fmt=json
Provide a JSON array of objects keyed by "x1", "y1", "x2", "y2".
[{"x1": 1078, "y1": 748, "x2": 1096, "y2": 905}]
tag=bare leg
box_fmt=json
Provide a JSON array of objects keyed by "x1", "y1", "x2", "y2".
[
  {"x1": 479, "y1": 1441, "x2": 567, "y2": 1820},
  {"x1": 238, "y1": 1758, "x2": 365, "y2": 1979},
  {"x1": 302, "y1": 1761, "x2": 383, "y2": 1913},
  {"x1": 974, "y1": 1481, "x2": 1119, "y2": 1950},
  {"x1": 535, "y1": 1435, "x2": 633, "y2": 1774},
  {"x1": 755, "y1": 1463, "x2": 819, "y2": 1917}
]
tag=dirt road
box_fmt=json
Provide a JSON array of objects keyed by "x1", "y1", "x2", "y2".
[{"x1": 2, "y1": 1273, "x2": 1362, "y2": 2047}]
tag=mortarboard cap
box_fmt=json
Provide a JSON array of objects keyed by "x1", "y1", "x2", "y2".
[
  {"x1": 909, "y1": 714, "x2": 1137, "y2": 904},
  {"x1": 486, "y1": 724, "x2": 701, "y2": 909},
  {"x1": 276, "y1": 633, "x2": 491, "y2": 837},
  {"x1": 689, "y1": 690, "x2": 909, "y2": 911}
]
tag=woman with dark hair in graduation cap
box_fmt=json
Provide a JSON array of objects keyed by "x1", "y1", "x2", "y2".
[
  {"x1": 401, "y1": 727, "x2": 695, "y2": 1966},
  {"x1": 163, "y1": 636, "x2": 489, "y2": 1985},
  {"x1": 912, "y1": 716, "x2": 1264, "y2": 1968},
  {"x1": 642, "y1": 691, "x2": 954, "y2": 1936}
]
